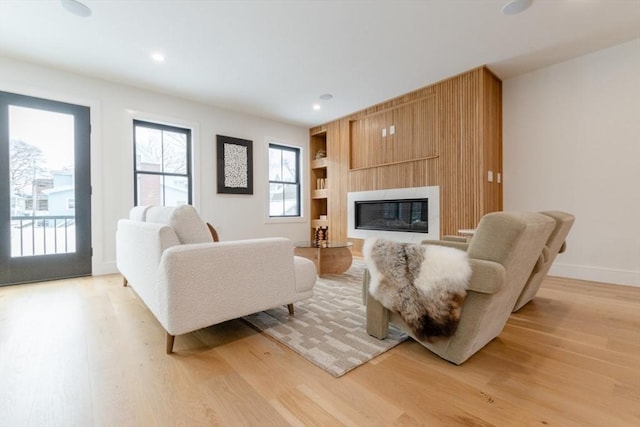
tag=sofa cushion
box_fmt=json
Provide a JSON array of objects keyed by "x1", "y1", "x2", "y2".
[
  {"x1": 146, "y1": 205, "x2": 212, "y2": 244},
  {"x1": 129, "y1": 205, "x2": 152, "y2": 221},
  {"x1": 145, "y1": 206, "x2": 175, "y2": 225}
]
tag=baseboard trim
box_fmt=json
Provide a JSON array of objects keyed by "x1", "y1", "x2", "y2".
[
  {"x1": 549, "y1": 263, "x2": 640, "y2": 287},
  {"x1": 93, "y1": 261, "x2": 118, "y2": 276}
]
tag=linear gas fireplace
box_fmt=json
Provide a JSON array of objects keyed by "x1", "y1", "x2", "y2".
[
  {"x1": 348, "y1": 186, "x2": 440, "y2": 243},
  {"x1": 355, "y1": 199, "x2": 428, "y2": 233}
]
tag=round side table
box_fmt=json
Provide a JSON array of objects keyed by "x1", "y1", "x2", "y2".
[{"x1": 294, "y1": 241, "x2": 353, "y2": 275}]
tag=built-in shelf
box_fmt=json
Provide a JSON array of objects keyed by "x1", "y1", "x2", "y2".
[
  {"x1": 310, "y1": 126, "x2": 327, "y2": 137},
  {"x1": 311, "y1": 158, "x2": 328, "y2": 169},
  {"x1": 311, "y1": 189, "x2": 328, "y2": 199},
  {"x1": 309, "y1": 127, "x2": 329, "y2": 241}
]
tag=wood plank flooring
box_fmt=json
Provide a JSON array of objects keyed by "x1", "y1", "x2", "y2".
[{"x1": 0, "y1": 273, "x2": 638, "y2": 426}]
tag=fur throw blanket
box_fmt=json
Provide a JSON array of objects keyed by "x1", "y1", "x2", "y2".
[{"x1": 364, "y1": 238, "x2": 472, "y2": 340}]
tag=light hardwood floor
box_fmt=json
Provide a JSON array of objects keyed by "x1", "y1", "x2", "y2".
[{"x1": 0, "y1": 273, "x2": 638, "y2": 426}]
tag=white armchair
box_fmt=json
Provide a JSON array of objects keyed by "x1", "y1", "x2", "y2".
[{"x1": 116, "y1": 205, "x2": 317, "y2": 353}]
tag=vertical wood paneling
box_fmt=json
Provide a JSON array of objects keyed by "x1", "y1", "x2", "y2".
[
  {"x1": 481, "y1": 70, "x2": 503, "y2": 213},
  {"x1": 349, "y1": 96, "x2": 437, "y2": 169},
  {"x1": 436, "y1": 72, "x2": 469, "y2": 236},
  {"x1": 348, "y1": 120, "x2": 365, "y2": 169},
  {"x1": 327, "y1": 120, "x2": 349, "y2": 242},
  {"x1": 348, "y1": 159, "x2": 433, "y2": 192},
  {"x1": 312, "y1": 66, "x2": 502, "y2": 250},
  {"x1": 413, "y1": 96, "x2": 438, "y2": 160},
  {"x1": 435, "y1": 68, "x2": 492, "y2": 236}
]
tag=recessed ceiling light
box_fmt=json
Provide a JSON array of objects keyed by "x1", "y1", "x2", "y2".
[
  {"x1": 502, "y1": 0, "x2": 533, "y2": 16},
  {"x1": 319, "y1": 93, "x2": 333, "y2": 101},
  {"x1": 60, "y1": 0, "x2": 92, "y2": 18},
  {"x1": 151, "y1": 52, "x2": 165, "y2": 63},
  {"x1": 313, "y1": 104, "x2": 321, "y2": 111}
]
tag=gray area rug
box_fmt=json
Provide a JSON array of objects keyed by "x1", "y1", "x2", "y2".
[{"x1": 243, "y1": 260, "x2": 407, "y2": 377}]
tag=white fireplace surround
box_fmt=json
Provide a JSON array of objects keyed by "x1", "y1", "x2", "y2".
[{"x1": 348, "y1": 186, "x2": 440, "y2": 244}]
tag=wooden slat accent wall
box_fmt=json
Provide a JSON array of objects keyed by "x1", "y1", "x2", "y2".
[
  {"x1": 349, "y1": 96, "x2": 437, "y2": 169},
  {"x1": 436, "y1": 68, "x2": 482, "y2": 235},
  {"x1": 348, "y1": 159, "x2": 435, "y2": 192},
  {"x1": 348, "y1": 86, "x2": 437, "y2": 120},
  {"x1": 327, "y1": 120, "x2": 349, "y2": 243},
  {"x1": 481, "y1": 69, "x2": 503, "y2": 214},
  {"x1": 432, "y1": 68, "x2": 502, "y2": 236},
  {"x1": 312, "y1": 66, "x2": 502, "y2": 253},
  {"x1": 410, "y1": 96, "x2": 438, "y2": 160}
]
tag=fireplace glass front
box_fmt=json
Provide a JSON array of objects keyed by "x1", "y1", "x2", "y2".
[{"x1": 355, "y1": 198, "x2": 428, "y2": 233}]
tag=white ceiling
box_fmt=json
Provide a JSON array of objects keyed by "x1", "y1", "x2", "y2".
[{"x1": 0, "y1": 0, "x2": 639, "y2": 127}]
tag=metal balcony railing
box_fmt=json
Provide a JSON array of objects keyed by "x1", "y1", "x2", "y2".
[{"x1": 11, "y1": 215, "x2": 76, "y2": 257}]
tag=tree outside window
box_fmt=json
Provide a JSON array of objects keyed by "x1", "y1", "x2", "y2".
[
  {"x1": 133, "y1": 120, "x2": 192, "y2": 207},
  {"x1": 268, "y1": 144, "x2": 300, "y2": 217}
]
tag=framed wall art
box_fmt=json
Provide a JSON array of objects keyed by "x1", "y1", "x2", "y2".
[{"x1": 216, "y1": 134, "x2": 253, "y2": 194}]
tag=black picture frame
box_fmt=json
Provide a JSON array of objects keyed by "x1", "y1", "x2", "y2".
[{"x1": 216, "y1": 134, "x2": 253, "y2": 194}]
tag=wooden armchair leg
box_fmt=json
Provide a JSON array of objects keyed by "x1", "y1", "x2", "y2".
[
  {"x1": 166, "y1": 333, "x2": 175, "y2": 354},
  {"x1": 366, "y1": 295, "x2": 390, "y2": 340},
  {"x1": 287, "y1": 304, "x2": 294, "y2": 315},
  {"x1": 363, "y1": 268, "x2": 390, "y2": 339}
]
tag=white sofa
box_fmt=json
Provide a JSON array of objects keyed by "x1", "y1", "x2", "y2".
[{"x1": 116, "y1": 205, "x2": 317, "y2": 353}]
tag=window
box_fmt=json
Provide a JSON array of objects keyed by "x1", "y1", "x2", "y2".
[
  {"x1": 67, "y1": 198, "x2": 75, "y2": 209},
  {"x1": 133, "y1": 120, "x2": 192, "y2": 206},
  {"x1": 25, "y1": 199, "x2": 48, "y2": 211},
  {"x1": 268, "y1": 144, "x2": 300, "y2": 217}
]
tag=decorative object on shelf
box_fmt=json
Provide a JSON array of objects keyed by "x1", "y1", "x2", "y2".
[
  {"x1": 316, "y1": 178, "x2": 327, "y2": 189},
  {"x1": 314, "y1": 226, "x2": 328, "y2": 245},
  {"x1": 315, "y1": 149, "x2": 326, "y2": 159},
  {"x1": 216, "y1": 134, "x2": 253, "y2": 194}
]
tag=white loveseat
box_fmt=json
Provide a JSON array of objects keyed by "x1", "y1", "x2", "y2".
[{"x1": 116, "y1": 205, "x2": 317, "y2": 353}]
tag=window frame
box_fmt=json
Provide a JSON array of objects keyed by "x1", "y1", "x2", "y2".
[
  {"x1": 132, "y1": 119, "x2": 192, "y2": 207},
  {"x1": 268, "y1": 143, "x2": 301, "y2": 218}
]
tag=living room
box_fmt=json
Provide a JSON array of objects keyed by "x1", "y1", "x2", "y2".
[{"x1": 0, "y1": 1, "x2": 638, "y2": 425}]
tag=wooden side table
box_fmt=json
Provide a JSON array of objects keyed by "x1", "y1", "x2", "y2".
[{"x1": 294, "y1": 241, "x2": 353, "y2": 275}]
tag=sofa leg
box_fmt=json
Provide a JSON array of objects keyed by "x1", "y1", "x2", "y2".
[
  {"x1": 166, "y1": 333, "x2": 175, "y2": 354},
  {"x1": 122, "y1": 277, "x2": 128, "y2": 287},
  {"x1": 287, "y1": 304, "x2": 294, "y2": 315}
]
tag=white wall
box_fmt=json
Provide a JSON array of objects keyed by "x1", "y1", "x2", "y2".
[
  {"x1": 0, "y1": 56, "x2": 310, "y2": 275},
  {"x1": 503, "y1": 38, "x2": 640, "y2": 286}
]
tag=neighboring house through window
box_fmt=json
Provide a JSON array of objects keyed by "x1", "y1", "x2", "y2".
[
  {"x1": 268, "y1": 143, "x2": 301, "y2": 217},
  {"x1": 133, "y1": 120, "x2": 192, "y2": 206}
]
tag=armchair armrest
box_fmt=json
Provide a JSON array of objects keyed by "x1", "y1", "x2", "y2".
[
  {"x1": 467, "y1": 259, "x2": 506, "y2": 294},
  {"x1": 363, "y1": 257, "x2": 504, "y2": 296},
  {"x1": 362, "y1": 257, "x2": 504, "y2": 296},
  {"x1": 442, "y1": 235, "x2": 470, "y2": 243},
  {"x1": 423, "y1": 240, "x2": 470, "y2": 252},
  {"x1": 362, "y1": 258, "x2": 505, "y2": 341}
]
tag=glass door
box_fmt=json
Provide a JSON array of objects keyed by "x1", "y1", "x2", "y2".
[{"x1": 0, "y1": 91, "x2": 91, "y2": 286}]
